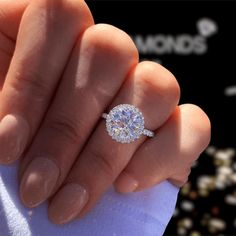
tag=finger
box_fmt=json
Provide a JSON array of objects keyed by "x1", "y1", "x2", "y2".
[
  {"x1": 0, "y1": 0, "x2": 93, "y2": 164},
  {"x1": 19, "y1": 24, "x2": 139, "y2": 208},
  {"x1": 0, "y1": 0, "x2": 29, "y2": 88},
  {"x1": 114, "y1": 104, "x2": 211, "y2": 192},
  {"x1": 48, "y1": 61, "x2": 180, "y2": 224},
  {"x1": 0, "y1": 31, "x2": 14, "y2": 89},
  {"x1": 0, "y1": 0, "x2": 29, "y2": 40}
]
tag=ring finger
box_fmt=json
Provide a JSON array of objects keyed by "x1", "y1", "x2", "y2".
[{"x1": 48, "y1": 61, "x2": 180, "y2": 224}]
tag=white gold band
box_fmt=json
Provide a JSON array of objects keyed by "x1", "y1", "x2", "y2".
[
  {"x1": 102, "y1": 113, "x2": 108, "y2": 119},
  {"x1": 142, "y1": 128, "x2": 155, "y2": 138}
]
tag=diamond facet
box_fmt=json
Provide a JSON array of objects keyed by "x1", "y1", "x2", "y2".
[{"x1": 105, "y1": 104, "x2": 145, "y2": 143}]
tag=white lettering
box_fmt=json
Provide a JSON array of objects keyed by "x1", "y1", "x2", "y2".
[{"x1": 132, "y1": 34, "x2": 207, "y2": 55}]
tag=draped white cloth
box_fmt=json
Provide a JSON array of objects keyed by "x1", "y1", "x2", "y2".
[{"x1": 0, "y1": 162, "x2": 179, "y2": 236}]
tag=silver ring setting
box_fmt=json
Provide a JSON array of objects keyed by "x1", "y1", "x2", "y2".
[{"x1": 102, "y1": 104, "x2": 154, "y2": 143}]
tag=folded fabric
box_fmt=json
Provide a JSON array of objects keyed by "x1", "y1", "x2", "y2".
[{"x1": 0, "y1": 162, "x2": 179, "y2": 236}]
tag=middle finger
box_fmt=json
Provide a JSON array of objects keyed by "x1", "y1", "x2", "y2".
[{"x1": 19, "y1": 24, "x2": 139, "y2": 208}]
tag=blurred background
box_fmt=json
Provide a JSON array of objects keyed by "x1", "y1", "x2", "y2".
[{"x1": 86, "y1": 1, "x2": 236, "y2": 235}]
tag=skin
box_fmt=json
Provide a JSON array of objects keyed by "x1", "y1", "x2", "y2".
[{"x1": 0, "y1": 0, "x2": 211, "y2": 225}]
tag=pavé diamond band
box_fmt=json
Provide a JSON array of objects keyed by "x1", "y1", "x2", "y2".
[{"x1": 102, "y1": 104, "x2": 155, "y2": 143}]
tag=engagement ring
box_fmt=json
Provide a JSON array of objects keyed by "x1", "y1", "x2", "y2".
[{"x1": 102, "y1": 104, "x2": 154, "y2": 143}]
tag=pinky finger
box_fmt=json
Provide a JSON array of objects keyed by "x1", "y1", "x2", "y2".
[{"x1": 114, "y1": 104, "x2": 211, "y2": 192}]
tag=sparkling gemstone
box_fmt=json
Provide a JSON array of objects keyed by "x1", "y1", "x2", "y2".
[{"x1": 106, "y1": 104, "x2": 144, "y2": 143}]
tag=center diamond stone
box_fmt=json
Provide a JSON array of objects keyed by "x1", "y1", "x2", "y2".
[{"x1": 106, "y1": 104, "x2": 145, "y2": 143}]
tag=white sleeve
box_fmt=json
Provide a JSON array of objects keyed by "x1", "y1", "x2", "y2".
[{"x1": 0, "y1": 162, "x2": 179, "y2": 236}]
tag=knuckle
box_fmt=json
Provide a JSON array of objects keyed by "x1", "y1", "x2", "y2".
[
  {"x1": 137, "y1": 61, "x2": 181, "y2": 105},
  {"x1": 88, "y1": 148, "x2": 117, "y2": 179},
  {"x1": 83, "y1": 24, "x2": 139, "y2": 63},
  {"x1": 11, "y1": 69, "x2": 50, "y2": 97},
  {"x1": 44, "y1": 115, "x2": 81, "y2": 144}
]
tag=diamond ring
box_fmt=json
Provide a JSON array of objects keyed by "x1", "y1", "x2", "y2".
[{"x1": 102, "y1": 104, "x2": 154, "y2": 143}]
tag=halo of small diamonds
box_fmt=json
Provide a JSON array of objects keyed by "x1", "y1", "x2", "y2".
[{"x1": 105, "y1": 104, "x2": 145, "y2": 143}]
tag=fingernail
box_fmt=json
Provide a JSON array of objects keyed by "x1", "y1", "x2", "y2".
[
  {"x1": 115, "y1": 172, "x2": 138, "y2": 193},
  {"x1": 0, "y1": 114, "x2": 29, "y2": 164},
  {"x1": 48, "y1": 183, "x2": 89, "y2": 225},
  {"x1": 20, "y1": 157, "x2": 60, "y2": 207}
]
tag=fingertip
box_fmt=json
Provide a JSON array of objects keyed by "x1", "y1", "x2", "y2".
[
  {"x1": 82, "y1": 24, "x2": 139, "y2": 66},
  {"x1": 48, "y1": 183, "x2": 89, "y2": 225},
  {"x1": 19, "y1": 157, "x2": 60, "y2": 208},
  {"x1": 136, "y1": 61, "x2": 181, "y2": 105},
  {"x1": 180, "y1": 104, "x2": 211, "y2": 151},
  {"x1": 0, "y1": 114, "x2": 30, "y2": 164},
  {"x1": 114, "y1": 171, "x2": 139, "y2": 193}
]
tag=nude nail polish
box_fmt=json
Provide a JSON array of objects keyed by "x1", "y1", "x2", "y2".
[
  {"x1": 0, "y1": 114, "x2": 30, "y2": 164},
  {"x1": 20, "y1": 157, "x2": 60, "y2": 207},
  {"x1": 48, "y1": 183, "x2": 89, "y2": 225}
]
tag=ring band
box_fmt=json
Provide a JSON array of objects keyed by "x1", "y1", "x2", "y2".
[{"x1": 102, "y1": 104, "x2": 155, "y2": 143}]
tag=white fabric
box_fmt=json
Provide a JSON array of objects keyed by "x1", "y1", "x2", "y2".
[{"x1": 0, "y1": 162, "x2": 179, "y2": 236}]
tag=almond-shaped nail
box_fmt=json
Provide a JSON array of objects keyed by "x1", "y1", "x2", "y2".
[
  {"x1": 0, "y1": 114, "x2": 29, "y2": 164},
  {"x1": 48, "y1": 183, "x2": 89, "y2": 225},
  {"x1": 20, "y1": 157, "x2": 60, "y2": 207},
  {"x1": 115, "y1": 172, "x2": 139, "y2": 193}
]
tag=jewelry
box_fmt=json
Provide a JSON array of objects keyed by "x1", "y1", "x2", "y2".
[{"x1": 102, "y1": 104, "x2": 154, "y2": 143}]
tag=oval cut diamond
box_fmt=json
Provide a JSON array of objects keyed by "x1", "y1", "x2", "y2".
[{"x1": 106, "y1": 104, "x2": 145, "y2": 143}]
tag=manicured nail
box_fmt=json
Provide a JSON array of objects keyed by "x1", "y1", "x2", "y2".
[
  {"x1": 48, "y1": 183, "x2": 89, "y2": 225},
  {"x1": 20, "y1": 157, "x2": 60, "y2": 207},
  {"x1": 115, "y1": 172, "x2": 139, "y2": 193},
  {"x1": 0, "y1": 114, "x2": 29, "y2": 164}
]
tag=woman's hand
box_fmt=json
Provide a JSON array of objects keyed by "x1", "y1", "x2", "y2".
[{"x1": 0, "y1": 0, "x2": 210, "y2": 224}]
